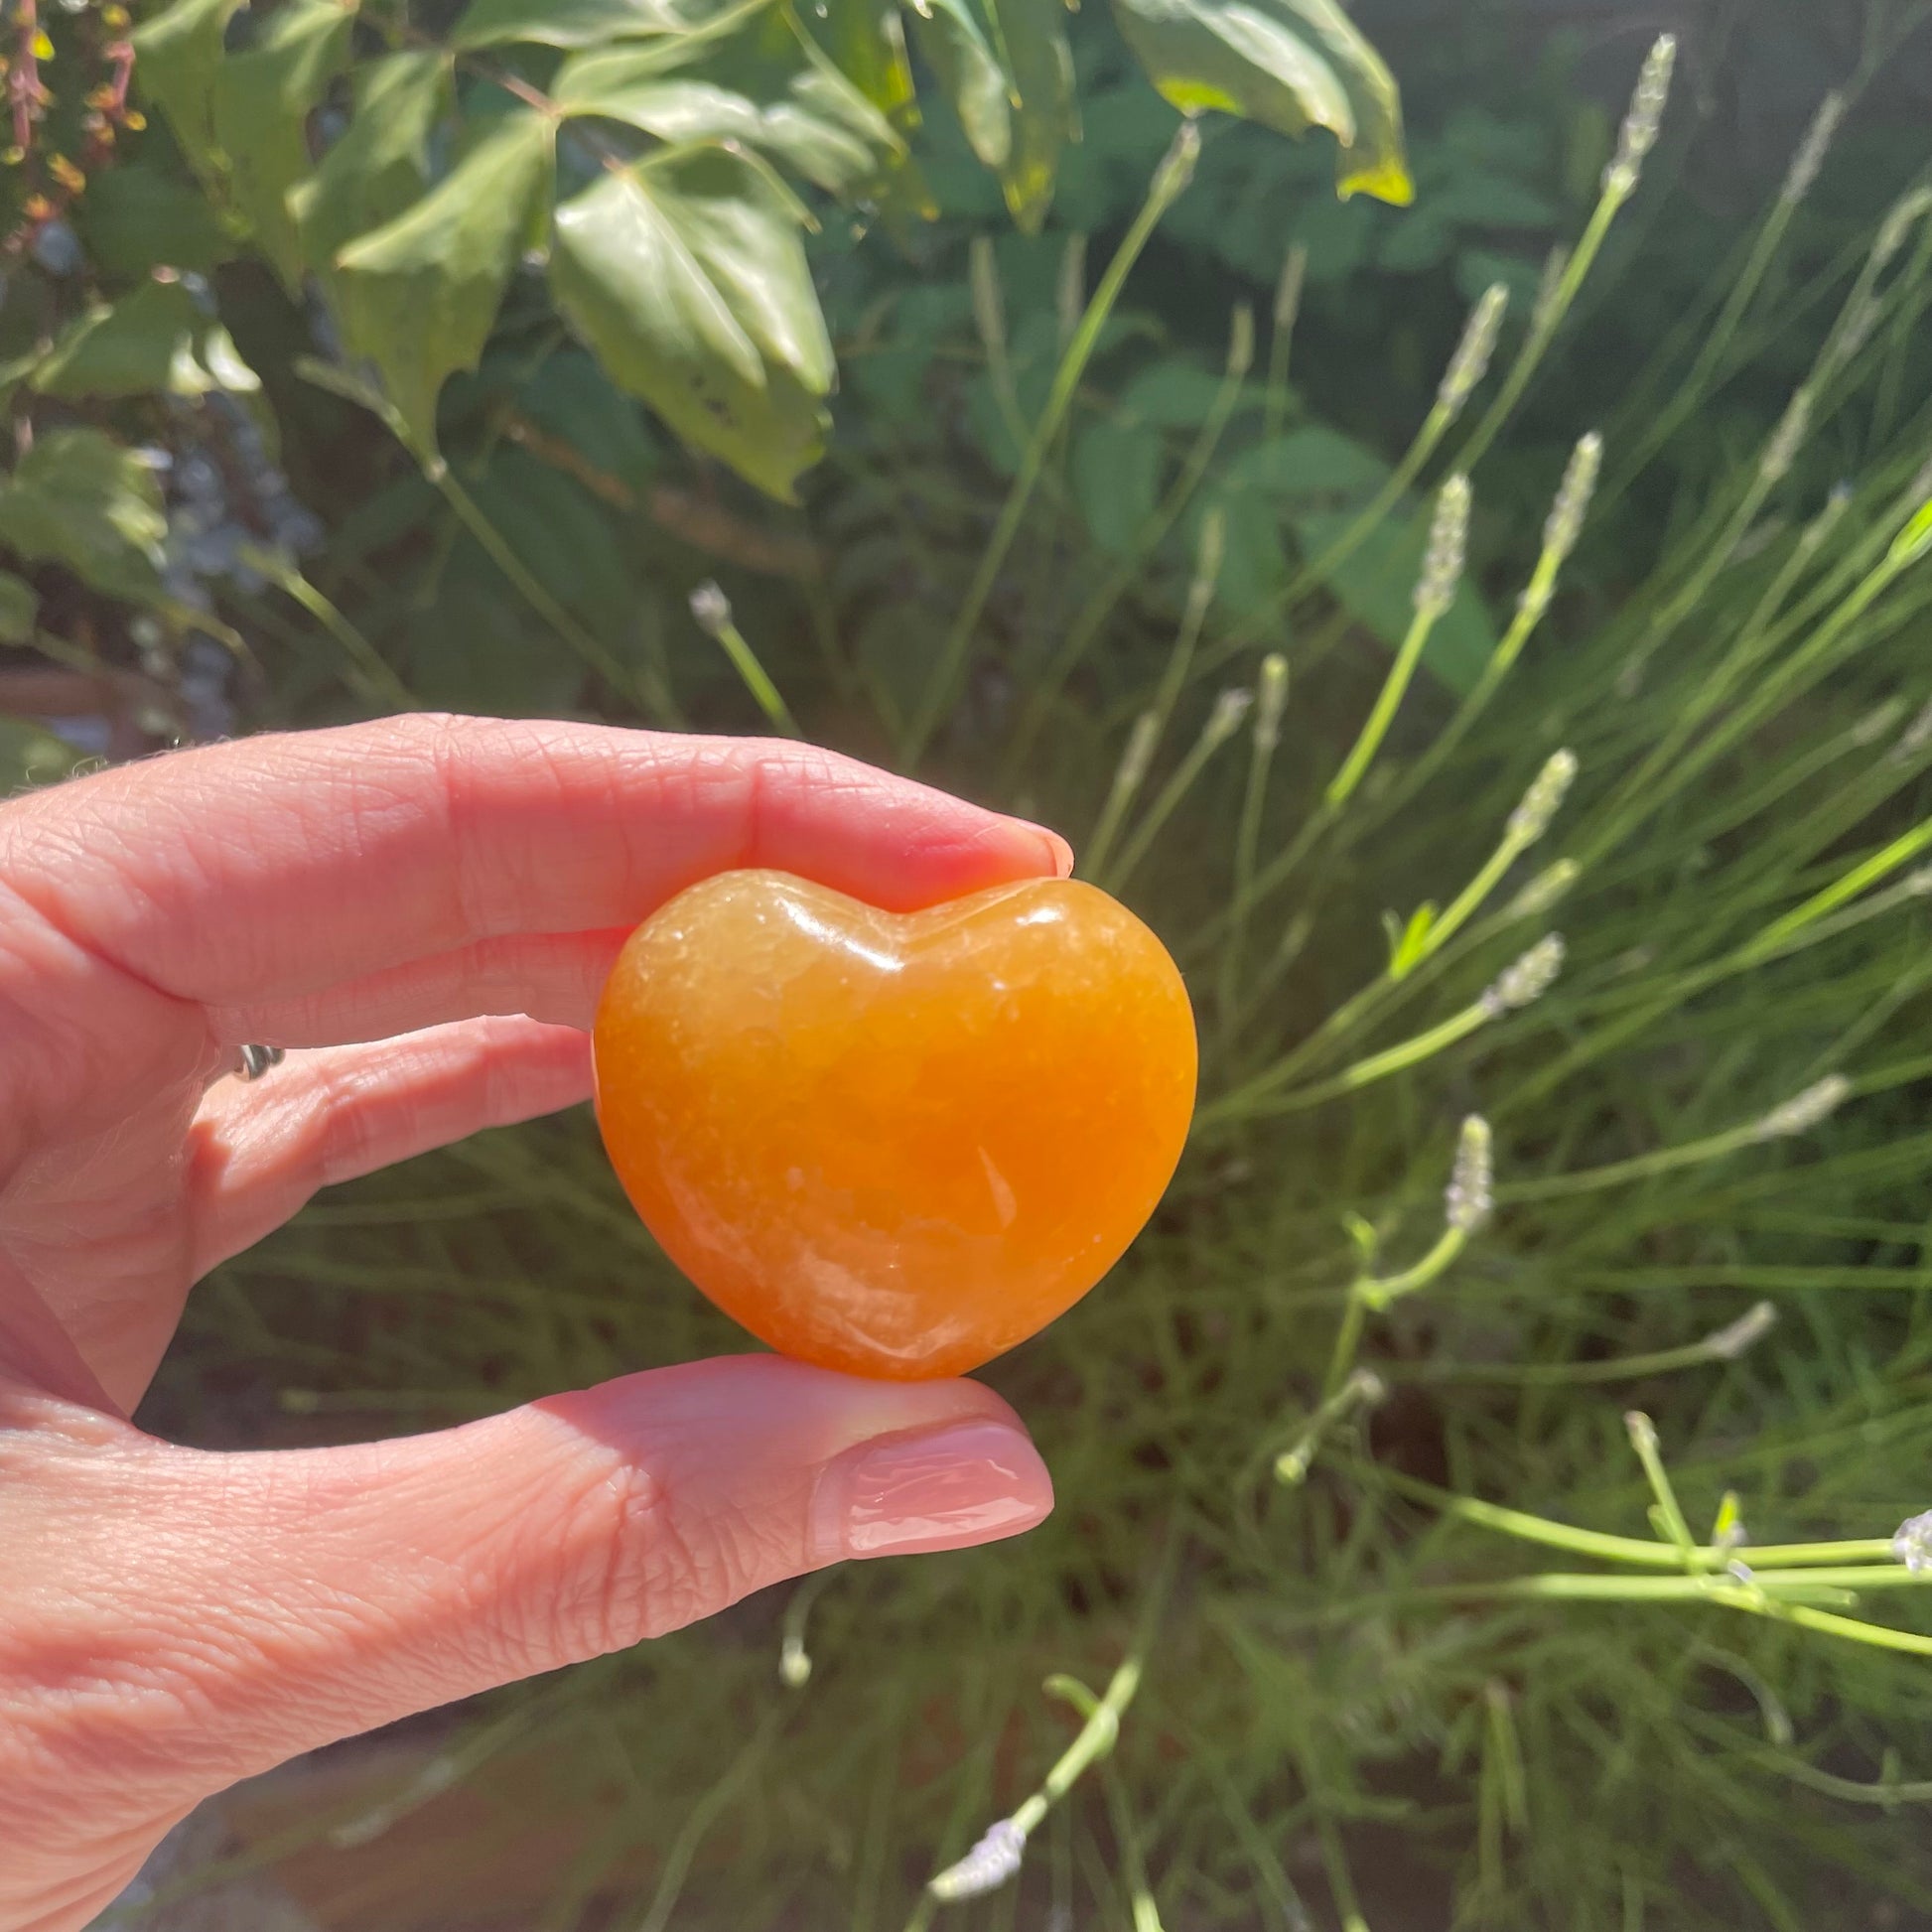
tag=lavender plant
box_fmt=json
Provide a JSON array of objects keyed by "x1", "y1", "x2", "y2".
[{"x1": 118, "y1": 15, "x2": 1932, "y2": 1932}]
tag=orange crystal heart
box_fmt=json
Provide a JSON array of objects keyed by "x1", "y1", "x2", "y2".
[{"x1": 592, "y1": 870, "x2": 1197, "y2": 1379}]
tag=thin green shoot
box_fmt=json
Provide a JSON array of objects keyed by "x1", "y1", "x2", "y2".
[
  {"x1": 689, "y1": 582, "x2": 802, "y2": 737},
  {"x1": 901, "y1": 122, "x2": 1201, "y2": 766}
]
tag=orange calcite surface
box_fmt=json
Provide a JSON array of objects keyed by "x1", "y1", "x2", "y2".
[{"x1": 592, "y1": 871, "x2": 1197, "y2": 1379}]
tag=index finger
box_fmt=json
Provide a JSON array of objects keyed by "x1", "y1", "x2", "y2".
[{"x1": 0, "y1": 714, "x2": 1073, "y2": 1008}]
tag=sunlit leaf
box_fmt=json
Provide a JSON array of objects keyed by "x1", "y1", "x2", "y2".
[
  {"x1": 807, "y1": 0, "x2": 916, "y2": 130},
  {"x1": 294, "y1": 49, "x2": 453, "y2": 308},
  {"x1": 0, "y1": 430, "x2": 167, "y2": 605},
  {"x1": 549, "y1": 150, "x2": 833, "y2": 501},
  {"x1": 1388, "y1": 900, "x2": 1437, "y2": 977},
  {"x1": 129, "y1": 0, "x2": 243, "y2": 186},
  {"x1": 1106, "y1": 0, "x2": 1410, "y2": 205},
  {"x1": 453, "y1": 0, "x2": 719, "y2": 49},
  {"x1": 75, "y1": 165, "x2": 235, "y2": 277},
  {"x1": 557, "y1": 17, "x2": 903, "y2": 197},
  {"x1": 988, "y1": 0, "x2": 1077, "y2": 231},
  {"x1": 333, "y1": 110, "x2": 556, "y2": 453},
  {"x1": 31, "y1": 280, "x2": 260, "y2": 400},
  {"x1": 905, "y1": 0, "x2": 1011, "y2": 173},
  {"x1": 210, "y1": 0, "x2": 355, "y2": 289}
]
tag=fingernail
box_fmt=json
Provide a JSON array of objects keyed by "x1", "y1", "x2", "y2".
[
  {"x1": 1012, "y1": 815, "x2": 1073, "y2": 877},
  {"x1": 819, "y1": 1419, "x2": 1053, "y2": 1561}
]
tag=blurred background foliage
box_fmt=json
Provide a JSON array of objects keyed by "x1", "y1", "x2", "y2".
[{"x1": 18, "y1": 0, "x2": 1932, "y2": 1929}]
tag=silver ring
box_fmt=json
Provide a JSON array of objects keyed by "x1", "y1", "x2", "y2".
[{"x1": 237, "y1": 1043, "x2": 286, "y2": 1080}]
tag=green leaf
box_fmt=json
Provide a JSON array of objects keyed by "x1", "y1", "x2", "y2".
[
  {"x1": 0, "y1": 570, "x2": 39, "y2": 643},
  {"x1": 556, "y1": 19, "x2": 902, "y2": 197},
  {"x1": 1341, "y1": 1209, "x2": 1377, "y2": 1266},
  {"x1": 1120, "y1": 358, "x2": 1243, "y2": 428},
  {"x1": 211, "y1": 0, "x2": 356, "y2": 289},
  {"x1": 1192, "y1": 484, "x2": 1285, "y2": 613},
  {"x1": 1291, "y1": 188, "x2": 1374, "y2": 280},
  {"x1": 405, "y1": 571, "x2": 589, "y2": 714},
  {"x1": 1376, "y1": 207, "x2": 1450, "y2": 273},
  {"x1": 462, "y1": 448, "x2": 634, "y2": 623},
  {"x1": 333, "y1": 109, "x2": 556, "y2": 454},
  {"x1": 453, "y1": 0, "x2": 713, "y2": 49},
  {"x1": 0, "y1": 430, "x2": 167, "y2": 605},
  {"x1": 549, "y1": 149, "x2": 833, "y2": 501},
  {"x1": 1073, "y1": 416, "x2": 1163, "y2": 555},
  {"x1": 1106, "y1": 0, "x2": 1411, "y2": 206},
  {"x1": 1231, "y1": 426, "x2": 1390, "y2": 502},
  {"x1": 809, "y1": 0, "x2": 916, "y2": 130},
  {"x1": 294, "y1": 51, "x2": 453, "y2": 306},
  {"x1": 1455, "y1": 246, "x2": 1542, "y2": 312},
  {"x1": 1424, "y1": 170, "x2": 1556, "y2": 228},
  {"x1": 906, "y1": 0, "x2": 1011, "y2": 173},
  {"x1": 516, "y1": 347, "x2": 661, "y2": 491},
  {"x1": 988, "y1": 0, "x2": 1077, "y2": 231},
  {"x1": 1388, "y1": 900, "x2": 1436, "y2": 978},
  {"x1": 130, "y1": 0, "x2": 243, "y2": 186},
  {"x1": 74, "y1": 166, "x2": 235, "y2": 277},
  {"x1": 0, "y1": 716, "x2": 82, "y2": 792},
  {"x1": 32, "y1": 280, "x2": 260, "y2": 400}
]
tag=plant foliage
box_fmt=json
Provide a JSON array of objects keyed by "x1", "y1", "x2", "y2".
[{"x1": 29, "y1": 4, "x2": 1932, "y2": 1931}]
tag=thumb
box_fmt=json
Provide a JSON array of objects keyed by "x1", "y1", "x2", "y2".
[{"x1": 18, "y1": 1357, "x2": 1050, "y2": 1802}]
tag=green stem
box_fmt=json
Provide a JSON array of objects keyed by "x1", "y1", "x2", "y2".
[
  {"x1": 1321, "y1": 1294, "x2": 1371, "y2": 1404},
  {"x1": 1018, "y1": 1670, "x2": 1144, "y2": 1832},
  {"x1": 1083, "y1": 713, "x2": 1159, "y2": 883},
  {"x1": 1397, "y1": 808, "x2": 1548, "y2": 979},
  {"x1": 999, "y1": 303, "x2": 1252, "y2": 788},
  {"x1": 637, "y1": 1714, "x2": 780, "y2": 1932},
  {"x1": 1499, "y1": 1120, "x2": 1769, "y2": 1201},
  {"x1": 1276, "y1": 1367, "x2": 1383, "y2": 1482},
  {"x1": 1262, "y1": 243, "x2": 1306, "y2": 444},
  {"x1": 1217, "y1": 655, "x2": 1287, "y2": 1033},
  {"x1": 1604, "y1": 166, "x2": 1819, "y2": 499},
  {"x1": 300, "y1": 358, "x2": 672, "y2": 720},
  {"x1": 1361, "y1": 1225, "x2": 1469, "y2": 1309},
  {"x1": 1103, "y1": 691, "x2": 1249, "y2": 893},
  {"x1": 1360, "y1": 595, "x2": 1546, "y2": 836},
  {"x1": 1204, "y1": 999, "x2": 1489, "y2": 1126},
  {"x1": 432, "y1": 462, "x2": 662, "y2": 717},
  {"x1": 1325, "y1": 597, "x2": 1448, "y2": 814},
  {"x1": 1736, "y1": 813, "x2": 1932, "y2": 962},
  {"x1": 1414, "y1": 1316, "x2": 1771, "y2": 1385},
  {"x1": 241, "y1": 546, "x2": 416, "y2": 711},
  {"x1": 1578, "y1": 518, "x2": 1921, "y2": 874},
  {"x1": 1295, "y1": 412, "x2": 1447, "y2": 603},
  {"x1": 1624, "y1": 1411, "x2": 1698, "y2": 1560},
  {"x1": 901, "y1": 123, "x2": 1199, "y2": 767},
  {"x1": 1455, "y1": 183, "x2": 1629, "y2": 476},
  {"x1": 1318, "y1": 1223, "x2": 1471, "y2": 1401},
  {"x1": 1358, "y1": 1462, "x2": 1900, "y2": 1572},
  {"x1": 704, "y1": 611, "x2": 801, "y2": 737}
]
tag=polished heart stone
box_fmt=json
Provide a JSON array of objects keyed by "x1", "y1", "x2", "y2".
[{"x1": 592, "y1": 870, "x2": 1197, "y2": 1380}]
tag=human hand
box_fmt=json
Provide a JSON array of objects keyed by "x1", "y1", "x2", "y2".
[{"x1": 0, "y1": 715, "x2": 1066, "y2": 1932}]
